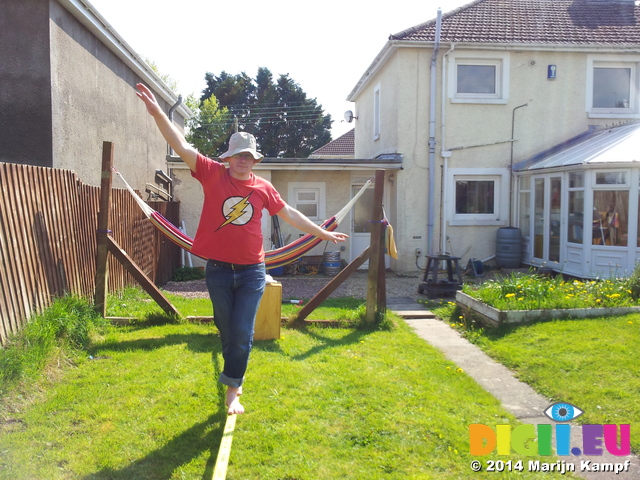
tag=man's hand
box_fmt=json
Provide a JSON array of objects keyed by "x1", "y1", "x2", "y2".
[
  {"x1": 135, "y1": 83, "x2": 163, "y2": 117},
  {"x1": 135, "y1": 83, "x2": 198, "y2": 171}
]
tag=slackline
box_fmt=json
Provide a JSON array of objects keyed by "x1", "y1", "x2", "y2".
[{"x1": 211, "y1": 413, "x2": 237, "y2": 480}]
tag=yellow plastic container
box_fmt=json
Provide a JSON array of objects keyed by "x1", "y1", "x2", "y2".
[{"x1": 254, "y1": 282, "x2": 281, "y2": 340}]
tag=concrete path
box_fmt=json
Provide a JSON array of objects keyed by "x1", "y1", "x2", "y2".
[{"x1": 387, "y1": 297, "x2": 639, "y2": 479}]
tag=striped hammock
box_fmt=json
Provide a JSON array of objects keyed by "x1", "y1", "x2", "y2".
[{"x1": 113, "y1": 168, "x2": 370, "y2": 269}]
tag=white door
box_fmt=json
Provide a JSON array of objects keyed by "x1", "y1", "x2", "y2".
[
  {"x1": 350, "y1": 183, "x2": 375, "y2": 268},
  {"x1": 532, "y1": 175, "x2": 562, "y2": 266}
]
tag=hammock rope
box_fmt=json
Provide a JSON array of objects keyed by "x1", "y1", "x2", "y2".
[{"x1": 112, "y1": 168, "x2": 371, "y2": 269}]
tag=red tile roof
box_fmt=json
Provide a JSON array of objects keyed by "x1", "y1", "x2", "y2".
[
  {"x1": 390, "y1": 0, "x2": 640, "y2": 46},
  {"x1": 310, "y1": 128, "x2": 355, "y2": 157}
]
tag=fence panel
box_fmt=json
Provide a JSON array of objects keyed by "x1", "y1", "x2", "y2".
[{"x1": 0, "y1": 163, "x2": 180, "y2": 345}]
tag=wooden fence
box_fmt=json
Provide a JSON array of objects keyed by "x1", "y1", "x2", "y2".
[{"x1": 0, "y1": 162, "x2": 181, "y2": 345}]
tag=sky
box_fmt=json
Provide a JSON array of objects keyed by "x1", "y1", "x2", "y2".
[{"x1": 88, "y1": 0, "x2": 471, "y2": 139}]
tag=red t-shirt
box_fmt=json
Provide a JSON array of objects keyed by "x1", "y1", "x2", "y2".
[{"x1": 190, "y1": 153, "x2": 286, "y2": 264}]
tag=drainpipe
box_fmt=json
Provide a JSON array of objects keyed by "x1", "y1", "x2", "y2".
[
  {"x1": 440, "y1": 43, "x2": 455, "y2": 256},
  {"x1": 509, "y1": 102, "x2": 528, "y2": 226},
  {"x1": 167, "y1": 95, "x2": 183, "y2": 156},
  {"x1": 427, "y1": 8, "x2": 442, "y2": 256}
]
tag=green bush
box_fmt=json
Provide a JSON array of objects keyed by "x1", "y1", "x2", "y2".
[
  {"x1": 625, "y1": 263, "x2": 640, "y2": 300},
  {"x1": 171, "y1": 266, "x2": 206, "y2": 282}
]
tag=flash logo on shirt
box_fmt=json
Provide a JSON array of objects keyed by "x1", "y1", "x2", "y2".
[{"x1": 218, "y1": 194, "x2": 254, "y2": 229}]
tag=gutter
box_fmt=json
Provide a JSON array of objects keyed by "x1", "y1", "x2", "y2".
[{"x1": 427, "y1": 8, "x2": 442, "y2": 255}]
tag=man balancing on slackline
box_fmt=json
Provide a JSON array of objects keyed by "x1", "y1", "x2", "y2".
[{"x1": 135, "y1": 83, "x2": 348, "y2": 415}]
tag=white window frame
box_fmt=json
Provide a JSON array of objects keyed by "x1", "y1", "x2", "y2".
[
  {"x1": 586, "y1": 55, "x2": 640, "y2": 118},
  {"x1": 288, "y1": 182, "x2": 326, "y2": 223},
  {"x1": 448, "y1": 51, "x2": 510, "y2": 104},
  {"x1": 447, "y1": 169, "x2": 508, "y2": 226},
  {"x1": 373, "y1": 83, "x2": 381, "y2": 140}
]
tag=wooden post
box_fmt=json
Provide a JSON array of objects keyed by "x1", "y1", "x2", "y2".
[
  {"x1": 295, "y1": 247, "x2": 370, "y2": 323},
  {"x1": 365, "y1": 170, "x2": 386, "y2": 323},
  {"x1": 107, "y1": 236, "x2": 180, "y2": 316},
  {"x1": 94, "y1": 142, "x2": 113, "y2": 316}
]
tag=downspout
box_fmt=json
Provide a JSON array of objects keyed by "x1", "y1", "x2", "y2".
[
  {"x1": 427, "y1": 8, "x2": 442, "y2": 256},
  {"x1": 167, "y1": 95, "x2": 183, "y2": 156},
  {"x1": 509, "y1": 102, "x2": 528, "y2": 226},
  {"x1": 440, "y1": 43, "x2": 456, "y2": 256}
]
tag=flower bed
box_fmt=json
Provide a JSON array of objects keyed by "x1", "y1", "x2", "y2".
[{"x1": 456, "y1": 272, "x2": 640, "y2": 327}]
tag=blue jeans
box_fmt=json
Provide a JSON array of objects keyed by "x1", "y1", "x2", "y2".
[{"x1": 205, "y1": 260, "x2": 266, "y2": 388}]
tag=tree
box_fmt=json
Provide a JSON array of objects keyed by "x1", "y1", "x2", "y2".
[
  {"x1": 184, "y1": 93, "x2": 230, "y2": 158},
  {"x1": 200, "y1": 68, "x2": 332, "y2": 158}
]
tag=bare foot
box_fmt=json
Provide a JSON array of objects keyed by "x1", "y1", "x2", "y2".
[{"x1": 226, "y1": 386, "x2": 244, "y2": 415}]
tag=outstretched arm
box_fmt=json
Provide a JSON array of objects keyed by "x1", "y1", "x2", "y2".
[
  {"x1": 276, "y1": 204, "x2": 349, "y2": 243},
  {"x1": 135, "y1": 83, "x2": 198, "y2": 172}
]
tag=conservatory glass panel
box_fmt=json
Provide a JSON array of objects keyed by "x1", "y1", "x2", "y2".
[{"x1": 592, "y1": 191, "x2": 628, "y2": 246}]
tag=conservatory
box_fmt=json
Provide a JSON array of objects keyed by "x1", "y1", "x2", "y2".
[{"x1": 514, "y1": 123, "x2": 640, "y2": 279}]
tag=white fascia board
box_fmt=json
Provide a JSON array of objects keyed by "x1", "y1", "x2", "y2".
[{"x1": 58, "y1": 0, "x2": 193, "y2": 119}]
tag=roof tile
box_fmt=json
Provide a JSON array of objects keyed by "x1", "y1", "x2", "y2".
[
  {"x1": 390, "y1": 0, "x2": 640, "y2": 46},
  {"x1": 310, "y1": 128, "x2": 355, "y2": 157}
]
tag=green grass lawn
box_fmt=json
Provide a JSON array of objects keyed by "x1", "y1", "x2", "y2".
[
  {"x1": 0, "y1": 292, "x2": 572, "y2": 480},
  {"x1": 431, "y1": 299, "x2": 640, "y2": 455}
]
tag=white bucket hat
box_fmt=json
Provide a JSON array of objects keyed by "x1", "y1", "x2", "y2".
[{"x1": 219, "y1": 132, "x2": 263, "y2": 162}]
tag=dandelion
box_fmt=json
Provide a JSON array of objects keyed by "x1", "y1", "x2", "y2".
[
  {"x1": 505, "y1": 293, "x2": 516, "y2": 298},
  {"x1": 629, "y1": 321, "x2": 633, "y2": 325},
  {"x1": 456, "y1": 368, "x2": 464, "y2": 373},
  {"x1": 459, "y1": 315, "x2": 464, "y2": 320},
  {"x1": 446, "y1": 366, "x2": 451, "y2": 370}
]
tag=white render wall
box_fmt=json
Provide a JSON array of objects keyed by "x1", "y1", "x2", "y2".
[{"x1": 350, "y1": 43, "x2": 638, "y2": 273}]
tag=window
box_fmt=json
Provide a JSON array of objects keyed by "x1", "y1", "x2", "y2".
[
  {"x1": 591, "y1": 171, "x2": 629, "y2": 246},
  {"x1": 518, "y1": 177, "x2": 531, "y2": 237},
  {"x1": 448, "y1": 170, "x2": 508, "y2": 225},
  {"x1": 373, "y1": 84, "x2": 381, "y2": 140},
  {"x1": 587, "y1": 56, "x2": 639, "y2": 117},
  {"x1": 449, "y1": 52, "x2": 510, "y2": 103},
  {"x1": 568, "y1": 172, "x2": 584, "y2": 244},
  {"x1": 457, "y1": 64, "x2": 496, "y2": 95},
  {"x1": 593, "y1": 67, "x2": 630, "y2": 108},
  {"x1": 456, "y1": 180, "x2": 494, "y2": 214},
  {"x1": 288, "y1": 182, "x2": 325, "y2": 222}
]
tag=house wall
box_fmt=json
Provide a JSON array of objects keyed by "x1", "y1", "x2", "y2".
[
  {"x1": 354, "y1": 48, "x2": 433, "y2": 273},
  {"x1": 0, "y1": 0, "x2": 53, "y2": 167},
  {"x1": 352, "y1": 43, "x2": 640, "y2": 273},
  {"x1": 49, "y1": 1, "x2": 177, "y2": 192}
]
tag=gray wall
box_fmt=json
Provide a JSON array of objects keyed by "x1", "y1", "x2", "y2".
[
  {"x1": 0, "y1": 0, "x2": 187, "y2": 193},
  {"x1": 0, "y1": 0, "x2": 53, "y2": 167}
]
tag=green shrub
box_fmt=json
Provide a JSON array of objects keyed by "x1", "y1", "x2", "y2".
[
  {"x1": 171, "y1": 266, "x2": 205, "y2": 282},
  {"x1": 625, "y1": 263, "x2": 640, "y2": 300}
]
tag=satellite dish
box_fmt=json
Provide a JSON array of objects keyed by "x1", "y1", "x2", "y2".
[{"x1": 344, "y1": 110, "x2": 357, "y2": 123}]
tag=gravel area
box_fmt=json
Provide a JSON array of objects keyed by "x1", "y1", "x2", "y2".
[{"x1": 163, "y1": 271, "x2": 424, "y2": 301}]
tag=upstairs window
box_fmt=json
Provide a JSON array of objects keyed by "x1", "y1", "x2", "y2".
[
  {"x1": 457, "y1": 64, "x2": 497, "y2": 95},
  {"x1": 587, "y1": 56, "x2": 639, "y2": 117},
  {"x1": 449, "y1": 52, "x2": 510, "y2": 103},
  {"x1": 593, "y1": 67, "x2": 631, "y2": 109}
]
